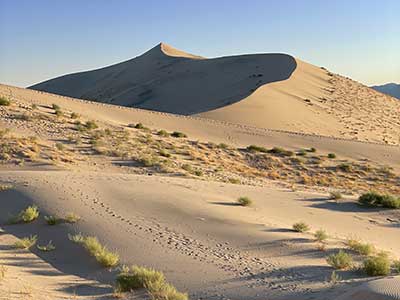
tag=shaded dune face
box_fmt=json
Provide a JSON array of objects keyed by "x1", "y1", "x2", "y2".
[{"x1": 29, "y1": 44, "x2": 297, "y2": 114}]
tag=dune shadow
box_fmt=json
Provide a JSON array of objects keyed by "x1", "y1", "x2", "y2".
[{"x1": 210, "y1": 201, "x2": 241, "y2": 207}]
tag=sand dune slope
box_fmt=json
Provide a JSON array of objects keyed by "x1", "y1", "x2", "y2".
[{"x1": 29, "y1": 43, "x2": 400, "y2": 144}]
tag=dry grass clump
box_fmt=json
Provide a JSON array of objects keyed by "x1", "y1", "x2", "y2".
[
  {"x1": 358, "y1": 192, "x2": 400, "y2": 209},
  {"x1": 247, "y1": 145, "x2": 268, "y2": 153},
  {"x1": 157, "y1": 130, "x2": 170, "y2": 137},
  {"x1": 13, "y1": 235, "x2": 38, "y2": 249},
  {"x1": 329, "y1": 191, "x2": 342, "y2": 200},
  {"x1": 292, "y1": 222, "x2": 310, "y2": 233},
  {"x1": 44, "y1": 215, "x2": 62, "y2": 225},
  {"x1": 9, "y1": 205, "x2": 40, "y2": 224},
  {"x1": 64, "y1": 212, "x2": 81, "y2": 223},
  {"x1": 171, "y1": 131, "x2": 187, "y2": 138},
  {"x1": 69, "y1": 234, "x2": 119, "y2": 267},
  {"x1": 237, "y1": 196, "x2": 252, "y2": 207},
  {"x1": 0, "y1": 265, "x2": 7, "y2": 281},
  {"x1": 0, "y1": 96, "x2": 11, "y2": 106},
  {"x1": 314, "y1": 229, "x2": 328, "y2": 243},
  {"x1": 327, "y1": 250, "x2": 353, "y2": 270},
  {"x1": 393, "y1": 260, "x2": 400, "y2": 273},
  {"x1": 346, "y1": 238, "x2": 375, "y2": 256},
  {"x1": 363, "y1": 252, "x2": 391, "y2": 276},
  {"x1": 268, "y1": 147, "x2": 294, "y2": 157},
  {"x1": 116, "y1": 265, "x2": 188, "y2": 300},
  {"x1": 37, "y1": 241, "x2": 56, "y2": 252},
  {"x1": 0, "y1": 184, "x2": 12, "y2": 191}
]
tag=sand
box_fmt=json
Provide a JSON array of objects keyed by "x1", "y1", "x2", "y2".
[
  {"x1": 29, "y1": 43, "x2": 400, "y2": 145},
  {"x1": 1, "y1": 55, "x2": 400, "y2": 300}
]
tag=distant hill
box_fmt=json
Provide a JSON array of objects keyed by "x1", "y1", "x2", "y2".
[{"x1": 371, "y1": 83, "x2": 400, "y2": 99}]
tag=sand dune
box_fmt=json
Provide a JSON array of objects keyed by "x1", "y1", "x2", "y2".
[{"x1": 29, "y1": 43, "x2": 400, "y2": 144}]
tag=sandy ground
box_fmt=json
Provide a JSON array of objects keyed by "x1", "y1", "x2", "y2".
[
  {"x1": 0, "y1": 84, "x2": 399, "y2": 299},
  {"x1": 29, "y1": 43, "x2": 400, "y2": 145}
]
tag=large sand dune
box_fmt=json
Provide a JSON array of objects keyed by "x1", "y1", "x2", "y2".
[{"x1": 29, "y1": 43, "x2": 400, "y2": 144}]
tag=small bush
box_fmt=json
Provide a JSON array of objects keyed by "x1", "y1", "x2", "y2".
[
  {"x1": 329, "y1": 191, "x2": 342, "y2": 200},
  {"x1": 296, "y1": 149, "x2": 307, "y2": 156},
  {"x1": 70, "y1": 112, "x2": 79, "y2": 119},
  {"x1": 37, "y1": 241, "x2": 56, "y2": 252},
  {"x1": 228, "y1": 178, "x2": 240, "y2": 184},
  {"x1": 309, "y1": 147, "x2": 317, "y2": 153},
  {"x1": 363, "y1": 253, "x2": 391, "y2": 276},
  {"x1": 52, "y1": 104, "x2": 60, "y2": 110},
  {"x1": 292, "y1": 222, "x2": 310, "y2": 233},
  {"x1": 314, "y1": 229, "x2": 328, "y2": 243},
  {"x1": 358, "y1": 192, "x2": 400, "y2": 209},
  {"x1": 13, "y1": 235, "x2": 37, "y2": 249},
  {"x1": 70, "y1": 234, "x2": 119, "y2": 267},
  {"x1": 327, "y1": 250, "x2": 353, "y2": 270},
  {"x1": 10, "y1": 205, "x2": 40, "y2": 224},
  {"x1": 337, "y1": 163, "x2": 352, "y2": 172},
  {"x1": 64, "y1": 212, "x2": 81, "y2": 223},
  {"x1": 218, "y1": 143, "x2": 229, "y2": 149},
  {"x1": 0, "y1": 97, "x2": 11, "y2": 106},
  {"x1": 393, "y1": 260, "x2": 400, "y2": 273},
  {"x1": 85, "y1": 120, "x2": 98, "y2": 130},
  {"x1": 346, "y1": 239, "x2": 375, "y2": 256},
  {"x1": 328, "y1": 153, "x2": 336, "y2": 159},
  {"x1": 44, "y1": 215, "x2": 61, "y2": 225},
  {"x1": 268, "y1": 147, "x2": 294, "y2": 157},
  {"x1": 237, "y1": 196, "x2": 252, "y2": 207},
  {"x1": 247, "y1": 145, "x2": 268, "y2": 153},
  {"x1": 159, "y1": 150, "x2": 171, "y2": 158},
  {"x1": 157, "y1": 130, "x2": 170, "y2": 137},
  {"x1": 55, "y1": 109, "x2": 63, "y2": 117},
  {"x1": 55, "y1": 143, "x2": 65, "y2": 151},
  {"x1": 171, "y1": 131, "x2": 187, "y2": 138}
]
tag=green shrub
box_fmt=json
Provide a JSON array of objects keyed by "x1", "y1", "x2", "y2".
[
  {"x1": 296, "y1": 149, "x2": 307, "y2": 156},
  {"x1": 292, "y1": 222, "x2": 310, "y2": 233},
  {"x1": 157, "y1": 130, "x2": 170, "y2": 137},
  {"x1": 85, "y1": 120, "x2": 98, "y2": 130},
  {"x1": 393, "y1": 260, "x2": 400, "y2": 273},
  {"x1": 314, "y1": 229, "x2": 328, "y2": 243},
  {"x1": 65, "y1": 212, "x2": 80, "y2": 223},
  {"x1": 70, "y1": 112, "x2": 79, "y2": 119},
  {"x1": 159, "y1": 150, "x2": 171, "y2": 158},
  {"x1": 346, "y1": 239, "x2": 375, "y2": 256},
  {"x1": 337, "y1": 163, "x2": 352, "y2": 172},
  {"x1": 37, "y1": 241, "x2": 56, "y2": 252},
  {"x1": 171, "y1": 131, "x2": 187, "y2": 138},
  {"x1": 329, "y1": 191, "x2": 342, "y2": 200},
  {"x1": 52, "y1": 104, "x2": 60, "y2": 110},
  {"x1": 55, "y1": 109, "x2": 63, "y2": 117},
  {"x1": 358, "y1": 192, "x2": 400, "y2": 209},
  {"x1": 133, "y1": 123, "x2": 145, "y2": 129},
  {"x1": 309, "y1": 147, "x2": 317, "y2": 153},
  {"x1": 268, "y1": 147, "x2": 294, "y2": 157},
  {"x1": 0, "y1": 97, "x2": 11, "y2": 106},
  {"x1": 44, "y1": 215, "x2": 61, "y2": 225},
  {"x1": 237, "y1": 196, "x2": 252, "y2": 207},
  {"x1": 69, "y1": 234, "x2": 119, "y2": 267},
  {"x1": 116, "y1": 265, "x2": 188, "y2": 300},
  {"x1": 55, "y1": 143, "x2": 65, "y2": 151},
  {"x1": 327, "y1": 250, "x2": 353, "y2": 269},
  {"x1": 328, "y1": 153, "x2": 336, "y2": 159},
  {"x1": 363, "y1": 253, "x2": 391, "y2": 276},
  {"x1": 9, "y1": 205, "x2": 40, "y2": 224},
  {"x1": 218, "y1": 143, "x2": 229, "y2": 149},
  {"x1": 247, "y1": 145, "x2": 268, "y2": 153},
  {"x1": 13, "y1": 235, "x2": 37, "y2": 249}
]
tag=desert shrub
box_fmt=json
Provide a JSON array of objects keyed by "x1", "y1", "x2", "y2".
[
  {"x1": 10, "y1": 205, "x2": 40, "y2": 224},
  {"x1": 55, "y1": 143, "x2": 65, "y2": 151},
  {"x1": 70, "y1": 234, "x2": 119, "y2": 267},
  {"x1": 0, "y1": 184, "x2": 12, "y2": 191},
  {"x1": 268, "y1": 147, "x2": 294, "y2": 157},
  {"x1": 52, "y1": 104, "x2": 60, "y2": 110},
  {"x1": 157, "y1": 130, "x2": 170, "y2": 137},
  {"x1": 328, "y1": 153, "x2": 336, "y2": 159},
  {"x1": 159, "y1": 150, "x2": 171, "y2": 158},
  {"x1": 181, "y1": 164, "x2": 193, "y2": 172},
  {"x1": 193, "y1": 170, "x2": 203, "y2": 177},
  {"x1": 337, "y1": 163, "x2": 352, "y2": 172},
  {"x1": 247, "y1": 145, "x2": 268, "y2": 153},
  {"x1": 0, "y1": 265, "x2": 6, "y2": 281},
  {"x1": 171, "y1": 131, "x2": 187, "y2": 138},
  {"x1": 393, "y1": 260, "x2": 400, "y2": 273},
  {"x1": 116, "y1": 265, "x2": 188, "y2": 300},
  {"x1": 139, "y1": 155, "x2": 160, "y2": 167},
  {"x1": 327, "y1": 250, "x2": 353, "y2": 269},
  {"x1": 292, "y1": 222, "x2": 310, "y2": 233},
  {"x1": 55, "y1": 109, "x2": 63, "y2": 117},
  {"x1": 70, "y1": 112, "x2": 79, "y2": 119},
  {"x1": 296, "y1": 149, "x2": 307, "y2": 156},
  {"x1": 37, "y1": 241, "x2": 56, "y2": 251},
  {"x1": 346, "y1": 239, "x2": 375, "y2": 256},
  {"x1": 44, "y1": 215, "x2": 61, "y2": 225},
  {"x1": 329, "y1": 191, "x2": 342, "y2": 200},
  {"x1": 228, "y1": 178, "x2": 240, "y2": 184},
  {"x1": 309, "y1": 147, "x2": 317, "y2": 153},
  {"x1": 363, "y1": 253, "x2": 391, "y2": 276},
  {"x1": 237, "y1": 196, "x2": 252, "y2": 207},
  {"x1": 314, "y1": 229, "x2": 328, "y2": 243},
  {"x1": 0, "y1": 97, "x2": 11, "y2": 106},
  {"x1": 65, "y1": 212, "x2": 80, "y2": 223},
  {"x1": 329, "y1": 270, "x2": 341, "y2": 284},
  {"x1": 13, "y1": 235, "x2": 37, "y2": 249},
  {"x1": 358, "y1": 192, "x2": 400, "y2": 209},
  {"x1": 218, "y1": 143, "x2": 229, "y2": 149},
  {"x1": 85, "y1": 120, "x2": 98, "y2": 130}
]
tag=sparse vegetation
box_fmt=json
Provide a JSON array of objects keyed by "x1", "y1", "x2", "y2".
[
  {"x1": 237, "y1": 196, "x2": 252, "y2": 207},
  {"x1": 44, "y1": 215, "x2": 62, "y2": 225},
  {"x1": 292, "y1": 222, "x2": 310, "y2": 233},
  {"x1": 393, "y1": 260, "x2": 400, "y2": 273},
  {"x1": 247, "y1": 145, "x2": 268, "y2": 153},
  {"x1": 329, "y1": 270, "x2": 341, "y2": 284},
  {"x1": 64, "y1": 212, "x2": 81, "y2": 223},
  {"x1": 346, "y1": 238, "x2": 375, "y2": 256},
  {"x1": 0, "y1": 184, "x2": 12, "y2": 191},
  {"x1": 157, "y1": 130, "x2": 170, "y2": 137},
  {"x1": 0, "y1": 97, "x2": 11, "y2": 106},
  {"x1": 0, "y1": 265, "x2": 6, "y2": 281},
  {"x1": 52, "y1": 104, "x2": 60, "y2": 110},
  {"x1": 337, "y1": 163, "x2": 352, "y2": 172},
  {"x1": 9, "y1": 205, "x2": 40, "y2": 224},
  {"x1": 13, "y1": 235, "x2": 38, "y2": 249},
  {"x1": 37, "y1": 240, "x2": 56, "y2": 251},
  {"x1": 69, "y1": 234, "x2": 119, "y2": 267},
  {"x1": 329, "y1": 191, "x2": 342, "y2": 200},
  {"x1": 328, "y1": 153, "x2": 336, "y2": 159},
  {"x1": 70, "y1": 112, "x2": 79, "y2": 119},
  {"x1": 327, "y1": 250, "x2": 353, "y2": 270},
  {"x1": 358, "y1": 192, "x2": 400, "y2": 209},
  {"x1": 314, "y1": 229, "x2": 328, "y2": 243},
  {"x1": 268, "y1": 147, "x2": 294, "y2": 157},
  {"x1": 363, "y1": 253, "x2": 391, "y2": 276},
  {"x1": 171, "y1": 131, "x2": 187, "y2": 138},
  {"x1": 116, "y1": 265, "x2": 188, "y2": 300}
]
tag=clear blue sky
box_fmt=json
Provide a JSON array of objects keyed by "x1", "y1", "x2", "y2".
[{"x1": 0, "y1": 0, "x2": 399, "y2": 87}]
